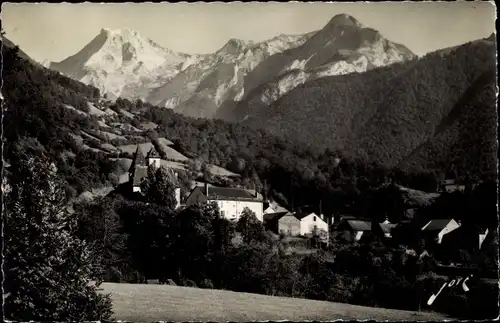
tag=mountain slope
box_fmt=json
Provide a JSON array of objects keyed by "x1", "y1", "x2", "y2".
[
  {"x1": 216, "y1": 14, "x2": 416, "y2": 120},
  {"x1": 238, "y1": 35, "x2": 496, "y2": 174},
  {"x1": 397, "y1": 69, "x2": 497, "y2": 178},
  {"x1": 1, "y1": 35, "x2": 43, "y2": 67}
]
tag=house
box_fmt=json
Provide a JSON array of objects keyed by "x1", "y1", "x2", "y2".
[
  {"x1": 334, "y1": 218, "x2": 394, "y2": 243},
  {"x1": 440, "y1": 225, "x2": 491, "y2": 252},
  {"x1": 421, "y1": 219, "x2": 461, "y2": 247},
  {"x1": 129, "y1": 145, "x2": 181, "y2": 209},
  {"x1": 296, "y1": 212, "x2": 329, "y2": 237},
  {"x1": 440, "y1": 179, "x2": 466, "y2": 193},
  {"x1": 264, "y1": 211, "x2": 329, "y2": 242},
  {"x1": 185, "y1": 183, "x2": 264, "y2": 222},
  {"x1": 263, "y1": 211, "x2": 290, "y2": 233}
]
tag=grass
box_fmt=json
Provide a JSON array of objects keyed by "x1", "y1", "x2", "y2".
[
  {"x1": 118, "y1": 143, "x2": 155, "y2": 155},
  {"x1": 157, "y1": 137, "x2": 174, "y2": 147},
  {"x1": 156, "y1": 138, "x2": 189, "y2": 161},
  {"x1": 208, "y1": 164, "x2": 240, "y2": 177},
  {"x1": 101, "y1": 283, "x2": 450, "y2": 322}
]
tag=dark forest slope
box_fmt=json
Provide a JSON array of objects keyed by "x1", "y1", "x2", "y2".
[{"x1": 239, "y1": 36, "x2": 496, "y2": 177}]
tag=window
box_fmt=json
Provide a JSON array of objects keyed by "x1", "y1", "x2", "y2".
[
  {"x1": 313, "y1": 216, "x2": 317, "y2": 222},
  {"x1": 221, "y1": 211, "x2": 225, "y2": 217}
]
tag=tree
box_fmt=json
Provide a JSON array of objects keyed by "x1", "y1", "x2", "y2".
[
  {"x1": 236, "y1": 208, "x2": 267, "y2": 244},
  {"x1": 140, "y1": 165, "x2": 178, "y2": 209},
  {"x1": 4, "y1": 147, "x2": 112, "y2": 321},
  {"x1": 75, "y1": 196, "x2": 132, "y2": 282}
]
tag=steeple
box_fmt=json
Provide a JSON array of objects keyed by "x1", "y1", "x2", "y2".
[
  {"x1": 129, "y1": 145, "x2": 146, "y2": 173},
  {"x1": 146, "y1": 146, "x2": 160, "y2": 159},
  {"x1": 146, "y1": 146, "x2": 161, "y2": 169}
]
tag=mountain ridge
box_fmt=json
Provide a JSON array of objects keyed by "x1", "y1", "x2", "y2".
[
  {"x1": 46, "y1": 14, "x2": 415, "y2": 119},
  {"x1": 216, "y1": 14, "x2": 416, "y2": 120}
]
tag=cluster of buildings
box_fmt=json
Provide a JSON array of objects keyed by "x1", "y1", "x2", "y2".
[
  {"x1": 128, "y1": 145, "x2": 330, "y2": 240},
  {"x1": 127, "y1": 145, "x2": 494, "y2": 255}
]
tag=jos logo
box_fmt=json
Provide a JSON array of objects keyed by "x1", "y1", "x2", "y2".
[{"x1": 427, "y1": 275, "x2": 473, "y2": 306}]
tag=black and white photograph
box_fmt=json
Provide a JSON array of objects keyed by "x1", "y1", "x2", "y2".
[{"x1": 1, "y1": 2, "x2": 498, "y2": 322}]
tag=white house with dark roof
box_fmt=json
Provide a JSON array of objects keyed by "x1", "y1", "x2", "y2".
[
  {"x1": 185, "y1": 183, "x2": 264, "y2": 222},
  {"x1": 263, "y1": 211, "x2": 329, "y2": 242}
]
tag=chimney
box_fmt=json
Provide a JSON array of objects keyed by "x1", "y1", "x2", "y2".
[
  {"x1": 174, "y1": 172, "x2": 178, "y2": 179},
  {"x1": 205, "y1": 182, "x2": 209, "y2": 196}
]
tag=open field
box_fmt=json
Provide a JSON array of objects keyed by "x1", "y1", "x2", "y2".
[
  {"x1": 99, "y1": 130, "x2": 127, "y2": 141},
  {"x1": 86, "y1": 102, "x2": 107, "y2": 116},
  {"x1": 120, "y1": 123, "x2": 143, "y2": 133},
  {"x1": 118, "y1": 143, "x2": 155, "y2": 155},
  {"x1": 208, "y1": 164, "x2": 240, "y2": 177},
  {"x1": 160, "y1": 159, "x2": 188, "y2": 171},
  {"x1": 156, "y1": 138, "x2": 189, "y2": 161},
  {"x1": 162, "y1": 146, "x2": 189, "y2": 161},
  {"x1": 100, "y1": 283, "x2": 450, "y2": 322},
  {"x1": 119, "y1": 108, "x2": 135, "y2": 119},
  {"x1": 63, "y1": 104, "x2": 87, "y2": 116},
  {"x1": 157, "y1": 137, "x2": 174, "y2": 147},
  {"x1": 140, "y1": 122, "x2": 158, "y2": 130}
]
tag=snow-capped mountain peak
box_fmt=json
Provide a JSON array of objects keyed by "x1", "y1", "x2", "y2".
[{"x1": 50, "y1": 27, "x2": 191, "y2": 98}]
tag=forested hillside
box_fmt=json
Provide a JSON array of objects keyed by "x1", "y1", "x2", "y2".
[
  {"x1": 2, "y1": 35, "x2": 496, "y2": 217},
  {"x1": 233, "y1": 36, "x2": 496, "y2": 179},
  {"x1": 2, "y1": 40, "x2": 119, "y2": 195}
]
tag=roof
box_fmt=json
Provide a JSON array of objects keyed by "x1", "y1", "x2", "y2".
[
  {"x1": 146, "y1": 146, "x2": 160, "y2": 159},
  {"x1": 207, "y1": 186, "x2": 262, "y2": 201},
  {"x1": 131, "y1": 145, "x2": 147, "y2": 169},
  {"x1": 379, "y1": 223, "x2": 397, "y2": 233},
  {"x1": 294, "y1": 212, "x2": 312, "y2": 220},
  {"x1": 263, "y1": 212, "x2": 289, "y2": 222},
  {"x1": 346, "y1": 220, "x2": 373, "y2": 231},
  {"x1": 268, "y1": 200, "x2": 289, "y2": 212},
  {"x1": 421, "y1": 219, "x2": 455, "y2": 231},
  {"x1": 293, "y1": 212, "x2": 324, "y2": 221},
  {"x1": 132, "y1": 167, "x2": 148, "y2": 186}
]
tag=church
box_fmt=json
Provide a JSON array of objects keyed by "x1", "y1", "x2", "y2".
[{"x1": 128, "y1": 145, "x2": 181, "y2": 209}]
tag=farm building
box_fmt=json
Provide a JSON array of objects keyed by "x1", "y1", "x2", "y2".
[
  {"x1": 264, "y1": 211, "x2": 329, "y2": 241},
  {"x1": 333, "y1": 218, "x2": 395, "y2": 243}
]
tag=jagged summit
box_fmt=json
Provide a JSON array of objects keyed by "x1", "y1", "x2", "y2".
[
  {"x1": 218, "y1": 38, "x2": 250, "y2": 55},
  {"x1": 50, "y1": 27, "x2": 191, "y2": 98}
]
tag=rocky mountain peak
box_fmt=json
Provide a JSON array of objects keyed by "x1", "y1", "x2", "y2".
[{"x1": 326, "y1": 14, "x2": 364, "y2": 29}]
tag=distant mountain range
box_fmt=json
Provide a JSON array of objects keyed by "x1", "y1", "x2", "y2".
[{"x1": 47, "y1": 14, "x2": 415, "y2": 119}]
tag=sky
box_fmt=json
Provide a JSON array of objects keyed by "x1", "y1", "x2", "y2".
[{"x1": 1, "y1": 2, "x2": 496, "y2": 63}]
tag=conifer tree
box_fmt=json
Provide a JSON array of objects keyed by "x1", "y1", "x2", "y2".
[
  {"x1": 4, "y1": 143, "x2": 113, "y2": 321},
  {"x1": 140, "y1": 164, "x2": 178, "y2": 209}
]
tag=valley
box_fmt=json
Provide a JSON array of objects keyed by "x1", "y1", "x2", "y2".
[{"x1": 1, "y1": 5, "x2": 497, "y2": 323}]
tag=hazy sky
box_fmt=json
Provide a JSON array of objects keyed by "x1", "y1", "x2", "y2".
[{"x1": 1, "y1": 2, "x2": 496, "y2": 62}]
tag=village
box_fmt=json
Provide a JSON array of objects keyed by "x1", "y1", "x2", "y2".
[{"x1": 126, "y1": 144, "x2": 496, "y2": 270}]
